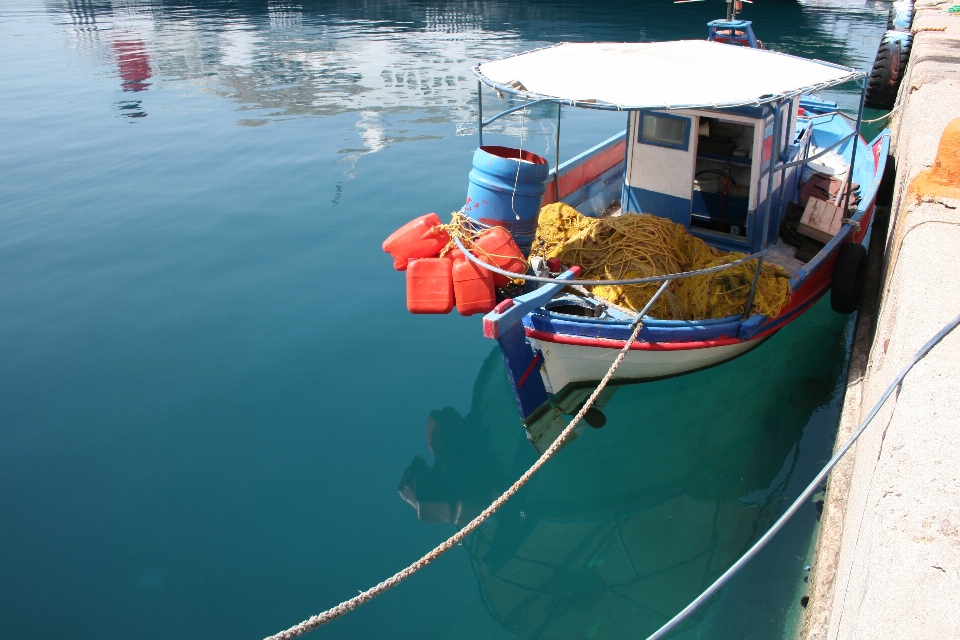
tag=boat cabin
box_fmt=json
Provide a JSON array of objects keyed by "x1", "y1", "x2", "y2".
[
  {"x1": 474, "y1": 40, "x2": 848, "y2": 257},
  {"x1": 623, "y1": 98, "x2": 805, "y2": 254}
]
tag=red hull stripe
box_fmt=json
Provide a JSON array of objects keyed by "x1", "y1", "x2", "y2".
[
  {"x1": 517, "y1": 351, "x2": 543, "y2": 388},
  {"x1": 541, "y1": 141, "x2": 626, "y2": 205},
  {"x1": 525, "y1": 329, "x2": 745, "y2": 351}
]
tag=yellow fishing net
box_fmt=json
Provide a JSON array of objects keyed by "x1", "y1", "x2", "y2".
[{"x1": 532, "y1": 202, "x2": 791, "y2": 320}]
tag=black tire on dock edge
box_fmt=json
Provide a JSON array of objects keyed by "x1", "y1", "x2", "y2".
[
  {"x1": 865, "y1": 33, "x2": 912, "y2": 110},
  {"x1": 831, "y1": 243, "x2": 867, "y2": 314}
]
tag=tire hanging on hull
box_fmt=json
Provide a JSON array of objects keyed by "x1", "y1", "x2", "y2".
[{"x1": 865, "y1": 31, "x2": 912, "y2": 110}]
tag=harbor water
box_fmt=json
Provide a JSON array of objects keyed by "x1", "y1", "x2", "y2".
[{"x1": 0, "y1": 1, "x2": 890, "y2": 638}]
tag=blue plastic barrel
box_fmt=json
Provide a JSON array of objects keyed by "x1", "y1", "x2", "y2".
[{"x1": 465, "y1": 146, "x2": 549, "y2": 255}]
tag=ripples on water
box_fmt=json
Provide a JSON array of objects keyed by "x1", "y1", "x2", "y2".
[{"x1": 1, "y1": 1, "x2": 887, "y2": 639}]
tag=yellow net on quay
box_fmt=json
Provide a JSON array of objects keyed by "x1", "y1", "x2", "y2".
[{"x1": 531, "y1": 203, "x2": 791, "y2": 320}]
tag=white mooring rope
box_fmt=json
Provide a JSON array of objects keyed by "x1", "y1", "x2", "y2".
[
  {"x1": 645, "y1": 311, "x2": 960, "y2": 640},
  {"x1": 831, "y1": 100, "x2": 904, "y2": 125},
  {"x1": 265, "y1": 281, "x2": 672, "y2": 640}
]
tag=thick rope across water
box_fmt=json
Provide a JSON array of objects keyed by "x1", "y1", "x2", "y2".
[{"x1": 265, "y1": 280, "x2": 672, "y2": 640}]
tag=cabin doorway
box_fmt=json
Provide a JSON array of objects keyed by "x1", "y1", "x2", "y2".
[{"x1": 690, "y1": 116, "x2": 755, "y2": 238}]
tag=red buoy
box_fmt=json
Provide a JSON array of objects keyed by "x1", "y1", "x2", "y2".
[
  {"x1": 383, "y1": 213, "x2": 450, "y2": 271},
  {"x1": 452, "y1": 258, "x2": 496, "y2": 316},
  {"x1": 472, "y1": 227, "x2": 527, "y2": 286},
  {"x1": 406, "y1": 258, "x2": 454, "y2": 314}
]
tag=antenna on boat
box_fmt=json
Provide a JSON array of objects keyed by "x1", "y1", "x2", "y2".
[{"x1": 673, "y1": 0, "x2": 752, "y2": 21}]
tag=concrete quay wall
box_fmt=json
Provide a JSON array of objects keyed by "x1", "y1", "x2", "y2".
[{"x1": 801, "y1": 4, "x2": 960, "y2": 639}]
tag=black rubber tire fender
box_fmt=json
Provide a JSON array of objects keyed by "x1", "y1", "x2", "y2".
[
  {"x1": 865, "y1": 33, "x2": 912, "y2": 110},
  {"x1": 831, "y1": 243, "x2": 867, "y2": 314}
]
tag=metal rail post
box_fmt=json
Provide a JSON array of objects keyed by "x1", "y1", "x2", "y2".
[
  {"x1": 843, "y1": 80, "x2": 867, "y2": 213},
  {"x1": 477, "y1": 80, "x2": 483, "y2": 147}
]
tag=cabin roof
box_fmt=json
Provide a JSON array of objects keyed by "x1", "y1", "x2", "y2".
[{"x1": 474, "y1": 41, "x2": 860, "y2": 111}]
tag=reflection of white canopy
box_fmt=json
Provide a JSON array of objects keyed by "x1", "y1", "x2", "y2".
[{"x1": 475, "y1": 41, "x2": 860, "y2": 110}]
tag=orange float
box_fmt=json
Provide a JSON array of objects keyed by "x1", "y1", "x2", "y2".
[
  {"x1": 452, "y1": 258, "x2": 496, "y2": 316},
  {"x1": 471, "y1": 227, "x2": 527, "y2": 286},
  {"x1": 406, "y1": 258, "x2": 454, "y2": 314},
  {"x1": 383, "y1": 213, "x2": 450, "y2": 271}
]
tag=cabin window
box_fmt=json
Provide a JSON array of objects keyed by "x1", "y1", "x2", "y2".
[{"x1": 637, "y1": 112, "x2": 690, "y2": 151}]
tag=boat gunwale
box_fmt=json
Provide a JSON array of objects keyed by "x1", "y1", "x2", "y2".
[
  {"x1": 524, "y1": 276, "x2": 831, "y2": 350},
  {"x1": 516, "y1": 124, "x2": 888, "y2": 345}
]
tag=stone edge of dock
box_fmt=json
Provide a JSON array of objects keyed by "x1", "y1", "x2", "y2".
[{"x1": 800, "y1": 3, "x2": 960, "y2": 638}]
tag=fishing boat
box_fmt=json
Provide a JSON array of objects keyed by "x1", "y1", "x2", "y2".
[
  {"x1": 382, "y1": 5, "x2": 889, "y2": 431},
  {"x1": 460, "y1": 22, "x2": 889, "y2": 426}
]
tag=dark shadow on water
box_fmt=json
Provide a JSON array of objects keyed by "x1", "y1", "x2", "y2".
[
  {"x1": 115, "y1": 100, "x2": 146, "y2": 118},
  {"x1": 400, "y1": 300, "x2": 850, "y2": 639}
]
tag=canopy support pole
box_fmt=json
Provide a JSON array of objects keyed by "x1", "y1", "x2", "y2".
[
  {"x1": 554, "y1": 103, "x2": 561, "y2": 200},
  {"x1": 745, "y1": 99, "x2": 783, "y2": 317}
]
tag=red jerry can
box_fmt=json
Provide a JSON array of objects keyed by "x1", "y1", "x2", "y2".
[
  {"x1": 406, "y1": 258, "x2": 454, "y2": 314},
  {"x1": 472, "y1": 227, "x2": 527, "y2": 287},
  {"x1": 452, "y1": 258, "x2": 496, "y2": 316},
  {"x1": 444, "y1": 247, "x2": 465, "y2": 263},
  {"x1": 383, "y1": 213, "x2": 451, "y2": 271}
]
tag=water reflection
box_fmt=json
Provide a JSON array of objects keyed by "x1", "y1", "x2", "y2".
[
  {"x1": 52, "y1": 0, "x2": 888, "y2": 126},
  {"x1": 400, "y1": 302, "x2": 849, "y2": 638},
  {"x1": 112, "y1": 37, "x2": 151, "y2": 92}
]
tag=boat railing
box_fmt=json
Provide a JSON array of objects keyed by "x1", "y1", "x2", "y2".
[
  {"x1": 457, "y1": 235, "x2": 770, "y2": 332},
  {"x1": 454, "y1": 234, "x2": 767, "y2": 288},
  {"x1": 773, "y1": 131, "x2": 855, "y2": 173},
  {"x1": 479, "y1": 98, "x2": 548, "y2": 131}
]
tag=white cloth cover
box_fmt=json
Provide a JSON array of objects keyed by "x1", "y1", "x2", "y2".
[{"x1": 475, "y1": 40, "x2": 858, "y2": 109}]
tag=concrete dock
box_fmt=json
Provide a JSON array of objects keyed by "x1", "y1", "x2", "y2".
[{"x1": 800, "y1": 3, "x2": 960, "y2": 638}]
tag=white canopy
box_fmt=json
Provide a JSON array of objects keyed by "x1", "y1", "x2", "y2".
[{"x1": 474, "y1": 41, "x2": 860, "y2": 110}]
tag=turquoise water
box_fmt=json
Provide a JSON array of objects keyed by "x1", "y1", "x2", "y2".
[{"x1": 0, "y1": 1, "x2": 888, "y2": 639}]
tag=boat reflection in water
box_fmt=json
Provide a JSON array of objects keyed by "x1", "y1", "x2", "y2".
[{"x1": 399, "y1": 302, "x2": 849, "y2": 638}]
